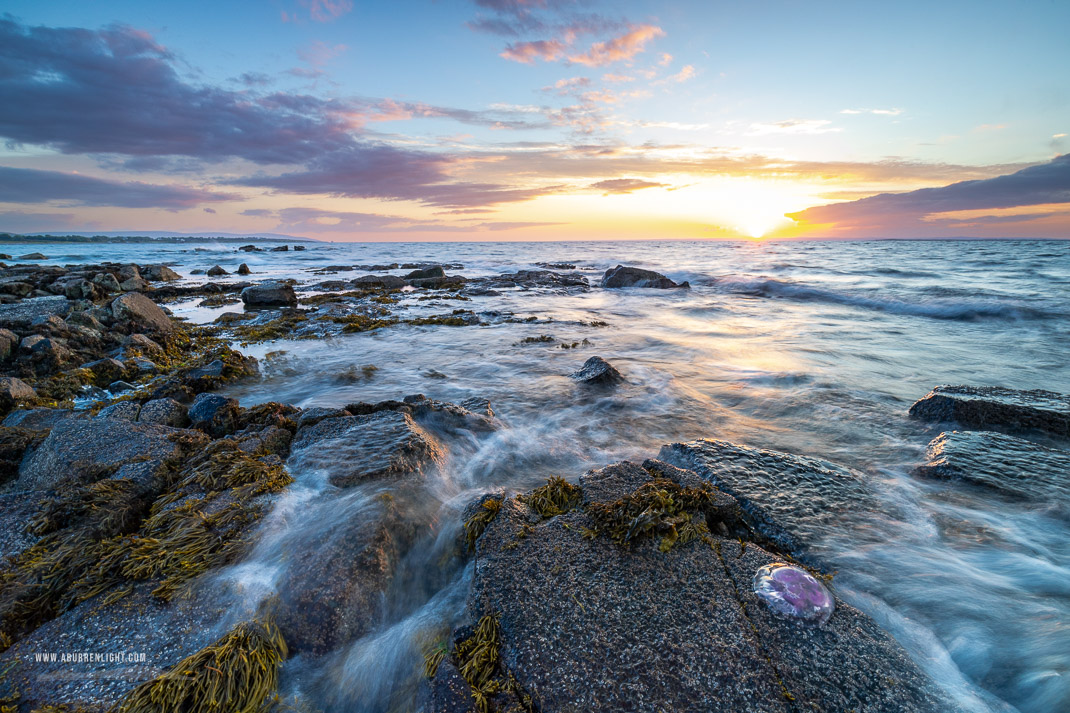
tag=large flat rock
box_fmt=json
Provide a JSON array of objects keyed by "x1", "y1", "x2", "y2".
[
  {"x1": 0, "y1": 296, "x2": 71, "y2": 326},
  {"x1": 909, "y1": 385, "x2": 1070, "y2": 438},
  {"x1": 17, "y1": 417, "x2": 202, "y2": 490},
  {"x1": 289, "y1": 411, "x2": 443, "y2": 487},
  {"x1": 437, "y1": 462, "x2": 949, "y2": 713},
  {"x1": 916, "y1": 430, "x2": 1070, "y2": 503},
  {"x1": 659, "y1": 439, "x2": 877, "y2": 564}
]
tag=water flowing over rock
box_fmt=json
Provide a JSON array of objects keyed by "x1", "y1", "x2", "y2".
[
  {"x1": 600, "y1": 264, "x2": 689, "y2": 289},
  {"x1": 289, "y1": 410, "x2": 443, "y2": 487},
  {"x1": 659, "y1": 439, "x2": 877, "y2": 564},
  {"x1": 909, "y1": 385, "x2": 1070, "y2": 437},
  {"x1": 569, "y1": 355, "x2": 624, "y2": 385},
  {"x1": 241, "y1": 281, "x2": 298, "y2": 307},
  {"x1": 111, "y1": 292, "x2": 174, "y2": 334},
  {"x1": 432, "y1": 461, "x2": 950, "y2": 713},
  {"x1": 915, "y1": 430, "x2": 1070, "y2": 503}
]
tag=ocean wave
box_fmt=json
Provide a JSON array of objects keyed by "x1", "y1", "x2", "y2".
[{"x1": 714, "y1": 276, "x2": 1055, "y2": 321}]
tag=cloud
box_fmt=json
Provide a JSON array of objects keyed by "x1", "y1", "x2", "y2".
[
  {"x1": 568, "y1": 25, "x2": 664, "y2": 66},
  {"x1": 602, "y1": 73, "x2": 634, "y2": 82},
  {"x1": 241, "y1": 208, "x2": 274, "y2": 217},
  {"x1": 297, "y1": 41, "x2": 347, "y2": 66},
  {"x1": 0, "y1": 167, "x2": 237, "y2": 210},
  {"x1": 283, "y1": 0, "x2": 353, "y2": 23},
  {"x1": 655, "y1": 64, "x2": 695, "y2": 85},
  {"x1": 501, "y1": 39, "x2": 567, "y2": 63},
  {"x1": 589, "y1": 178, "x2": 667, "y2": 194},
  {"x1": 657, "y1": 53, "x2": 673, "y2": 66},
  {"x1": 747, "y1": 119, "x2": 841, "y2": 136},
  {"x1": 252, "y1": 206, "x2": 560, "y2": 234},
  {"x1": 787, "y1": 153, "x2": 1070, "y2": 236},
  {"x1": 840, "y1": 108, "x2": 904, "y2": 116}
]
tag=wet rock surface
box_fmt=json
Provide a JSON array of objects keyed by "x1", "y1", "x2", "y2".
[
  {"x1": 909, "y1": 385, "x2": 1070, "y2": 437},
  {"x1": 660, "y1": 439, "x2": 878, "y2": 563},
  {"x1": 242, "y1": 280, "x2": 298, "y2": 307},
  {"x1": 569, "y1": 355, "x2": 624, "y2": 385},
  {"x1": 111, "y1": 292, "x2": 174, "y2": 334},
  {"x1": 289, "y1": 410, "x2": 444, "y2": 487},
  {"x1": 432, "y1": 461, "x2": 950, "y2": 713},
  {"x1": 601, "y1": 264, "x2": 689, "y2": 289},
  {"x1": 916, "y1": 430, "x2": 1070, "y2": 503}
]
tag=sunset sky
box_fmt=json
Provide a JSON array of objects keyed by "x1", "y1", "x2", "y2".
[{"x1": 1, "y1": 0, "x2": 1068, "y2": 241}]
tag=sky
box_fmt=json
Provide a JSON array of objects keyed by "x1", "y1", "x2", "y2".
[{"x1": 0, "y1": 0, "x2": 1068, "y2": 241}]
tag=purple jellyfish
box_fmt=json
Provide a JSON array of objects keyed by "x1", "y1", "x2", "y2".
[{"x1": 752, "y1": 563, "x2": 835, "y2": 626}]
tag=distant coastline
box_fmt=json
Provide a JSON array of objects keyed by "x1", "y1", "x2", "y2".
[{"x1": 0, "y1": 232, "x2": 314, "y2": 244}]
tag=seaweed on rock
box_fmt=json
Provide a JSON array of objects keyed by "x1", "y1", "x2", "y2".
[
  {"x1": 464, "y1": 498, "x2": 502, "y2": 552},
  {"x1": 112, "y1": 619, "x2": 287, "y2": 713},
  {"x1": 585, "y1": 478, "x2": 719, "y2": 552},
  {"x1": 517, "y1": 477, "x2": 582, "y2": 519}
]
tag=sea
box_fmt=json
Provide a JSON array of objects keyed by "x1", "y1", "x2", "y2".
[{"x1": 4, "y1": 237, "x2": 1069, "y2": 712}]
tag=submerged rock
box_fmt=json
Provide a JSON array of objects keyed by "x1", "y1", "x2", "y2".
[
  {"x1": 241, "y1": 280, "x2": 298, "y2": 308},
  {"x1": 660, "y1": 439, "x2": 877, "y2": 564},
  {"x1": 600, "y1": 264, "x2": 689, "y2": 289},
  {"x1": 915, "y1": 430, "x2": 1070, "y2": 503},
  {"x1": 289, "y1": 410, "x2": 443, "y2": 487},
  {"x1": 435, "y1": 461, "x2": 949, "y2": 713},
  {"x1": 909, "y1": 385, "x2": 1070, "y2": 438},
  {"x1": 569, "y1": 355, "x2": 624, "y2": 385}
]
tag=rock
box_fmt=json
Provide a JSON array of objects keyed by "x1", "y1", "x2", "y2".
[
  {"x1": 2, "y1": 407, "x2": 73, "y2": 429},
  {"x1": 0, "y1": 490, "x2": 45, "y2": 558},
  {"x1": 295, "y1": 406, "x2": 352, "y2": 429},
  {"x1": 138, "y1": 397, "x2": 189, "y2": 427},
  {"x1": 444, "y1": 461, "x2": 948, "y2": 713},
  {"x1": 124, "y1": 333, "x2": 164, "y2": 356},
  {"x1": 570, "y1": 356, "x2": 624, "y2": 385},
  {"x1": 96, "y1": 400, "x2": 142, "y2": 421},
  {"x1": 237, "y1": 263, "x2": 251, "y2": 275},
  {"x1": 31, "y1": 313, "x2": 67, "y2": 333},
  {"x1": 140, "y1": 264, "x2": 181, "y2": 281},
  {"x1": 92, "y1": 272, "x2": 122, "y2": 293},
  {"x1": 108, "y1": 380, "x2": 136, "y2": 392},
  {"x1": 909, "y1": 385, "x2": 1070, "y2": 438},
  {"x1": 476, "y1": 269, "x2": 588, "y2": 290},
  {"x1": 0, "y1": 296, "x2": 71, "y2": 326},
  {"x1": 187, "y1": 392, "x2": 241, "y2": 437},
  {"x1": 352, "y1": 274, "x2": 407, "y2": 289},
  {"x1": 293, "y1": 245, "x2": 306, "y2": 251},
  {"x1": 274, "y1": 493, "x2": 418, "y2": 655},
  {"x1": 18, "y1": 334, "x2": 44, "y2": 353},
  {"x1": 600, "y1": 264, "x2": 689, "y2": 289},
  {"x1": 18, "y1": 418, "x2": 204, "y2": 490},
  {"x1": 111, "y1": 292, "x2": 174, "y2": 334},
  {"x1": 207, "y1": 265, "x2": 228, "y2": 277},
  {"x1": 0, "y1": 377, "x2": 36, "y2": 413},
  {"x1": 25, "y1": 337, "x2": 73, "y2": 372},
  {"x1": 405, "y1": 266, "x2": 446, "y2": 280},
  {"x1": 82, "y1": 357, "x2": 127, "y2": 385},
  {"x1": 409, "y1": 275, "x2": 467, "y2": 289},
  {"x1": 18, "y1": 252, "x2": 47, "y2": 260},
  {"x1": 271, "y1": 245, "x2": 289, "y2": 252},
  {"x1": 241, "y1": 281, "x2": 298, "y2": 308},
  {"x1": 915, "y1": 430, "x2": 1070, "y2": 503},
  {"x1": 0, "y1": 280, "x2": 33, "y2": 297},
  {"x1": 660, "y1": 439, "x2": 878, "y2": 564},
  {"x1": 119, "y1": 264, "x2": 141, "y2": 281},
  {"x1": 289, "y1": 411, "x2": 443, "y2": 487},
  {"x1": 190, "y1": 269, "x2": 205, "y2": 275},
  {"x1": 239, "y1": 244, "x2": 261, "y2": 252},
  {"x1": 129, "y1": 356, "x2": 158, "y2": 373},
  {"x1": 120, "y1": 276, "x2": 150, "y2": 291},
  {"x1": 0, "y1": 328, "x2": 17, "y2": 359},
  {"x1": 64, "y1": 277, "x2": 99, "y2": 300},
  {"x1": 400, "y1": 394, "x2": 497, "y2": 434}
]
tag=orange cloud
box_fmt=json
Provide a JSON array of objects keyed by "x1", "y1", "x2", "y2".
[
  {"x1": 568, "y1": 25, "x2": 665, "y2": 67},
  {"x1": 500, "y1": 39, "x2": 567, "y2": 63}
]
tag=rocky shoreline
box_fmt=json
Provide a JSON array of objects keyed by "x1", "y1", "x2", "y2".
[{"x1": 0, "y1": 255, "x2": 1067, "y2": 711}]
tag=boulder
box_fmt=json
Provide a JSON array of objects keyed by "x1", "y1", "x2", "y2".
[
  {"x1": 96, "y1": 400, "x2": 142, "y2": 421},
  {"x1": 239, "y1": 245, "x2": 261, "y2": 252},
  {"x1": 237, "y1": 263, "x2": 251, "y2": 275},
  {"x1": 570, "y1": 356, "x2": 624, "y2": 385},
  {"x1": 916, "y1": 430, "x2": 1070, "y2": 503},
  {"x1": 118, "y1": 264, "x2": 141, "y2": 282},
  {"x1": 289, "y1": 411, "x2": 443, "y2": 487},
  {"x1": 140, "y1": 264, "x2": 181, "y2": 281},
  {"x1": 0, "y1": 296, "x2": 71, "y2": 326},
  {"x1": 25, "y1": 337, "x2": 73, "y2": 372},
  {"x1": 207, "y1": 265, "x2": 228, "y2": 277},
  {"x1": 0, "y1": 377, "x2": 32, "y2": 413},
  {"x1": 440, "y1": 461, "x2": 949, "y2": 713},
  {"x1": 120, "y1": 276, "x2": 151, "y2": 291},
  {"x1": 271, "y1": 245, "x2": 289, "y2": 252},
  {"x1": 405, "y1": 266, "x2": 446, "y2": 280},
  {"x1": 600, "y1": 264, "x2": 689, "y2": 289},
  {"x1": 187, "y1": 392, "x2": 241, "y2": 437},
  {"x1": 17, "y1": 417, "x2": 204, "y2": 490},
  {"x1": 64, "y1": 277, "x2": 99, "y2": 300},
  {"x1": 18, "y1": 252, "x2": 47, "y2": 260},
  {"x1": 92, "y1": 272, "x2": 122, "y2": 293},
  {"x1": 0, "y1": 280, "x2": 33, "y2": 297},
  {"x1": 138, "y1": 397, "x2": 189, "y2": 427},
  {"x1": 82, "y1": 357, "x2": 127, "y2": 385},
  {"x1": 125, "y1": 333, "x2": 164, "y2": 356},
  {"x1": 909, "y1": 385, "x2": 1069, "y2": 438},
  {"x1": 0, "y1": 328, "x2": 17, "y2": 359},
  {"x1": 352, "y1": 274, "x2": 407, "y2": 289},
  {"x1": 111, "y1": 292, "x2": 174, "y2": 334},
  {"x1": 241, "y1": 281, "x2": 298, "y2": 308},
  {"x1": 659, "y1": 439, "x2": 878, "y2": 564},
  {"x1": 293, "y1": 245, "x2": 306, "y2": 251},
  {"x1": 295, "y1": 406, "x2": 352, "y2": 429},
  {"x1": 2, "y1": 407, "x2": 73, "y2": 429}
]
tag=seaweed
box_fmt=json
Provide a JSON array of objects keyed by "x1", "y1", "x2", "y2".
[
  {"x1": 331, "y1": 314, "x2": 398, "y2": 333},
  {"x1": 232, "y1": 313, "x2": 309, "y2": 344},
  {"x1": 517, "y1": 477, "x2": 582, "y2": 519},
  {"x1": 585, "y1": 478, "x2": 718, "y2": 552},
  {"x1": 463, "y1": 498, "x2": 502, "y2": 552},
  {"x1": 454, "y1": 615, "x2": 502, "y2": 713},
  {"x1": 112, "y1": 620, "x2": 287, "y2": 713}
]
